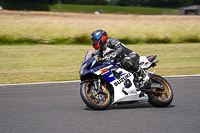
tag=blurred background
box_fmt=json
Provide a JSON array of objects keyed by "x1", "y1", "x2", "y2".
[
  {"x1": 0, "y1": 0, "x2": 199, "y2": 84},
  {"x1": 0, "y1": 0, "x2": 200, "y2": 13}
]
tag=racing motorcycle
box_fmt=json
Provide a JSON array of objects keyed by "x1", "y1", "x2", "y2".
[{"x1": 79, "y1": 50, "x2": 173, "y2": 110}]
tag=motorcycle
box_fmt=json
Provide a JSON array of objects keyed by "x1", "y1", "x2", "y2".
[{"x1": 79, "y1": 50, "x2": 173, "y2": 110}]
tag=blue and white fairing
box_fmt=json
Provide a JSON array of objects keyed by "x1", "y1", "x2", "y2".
[
  {"x1": 94, "y1": 65, "x2": 148, "y2": 103},
  {"x1": 80, "y1": 50, "x2": 148, "y2": 104}
]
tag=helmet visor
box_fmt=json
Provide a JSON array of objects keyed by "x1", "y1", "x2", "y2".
[
  {"x1": 91, "y1": 38, "x2": 98, "y2": 46},
  {"x1": 91, "y1": 34, "x2": 101, "y2": 50}
]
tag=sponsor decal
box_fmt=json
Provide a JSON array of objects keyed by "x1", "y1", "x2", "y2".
[
  {"x1": 114, "y1": 73, "x2": 131, "y2": 86},
  {"x1": 101, "y1": 68, "x2": 109, "y2": 75}
]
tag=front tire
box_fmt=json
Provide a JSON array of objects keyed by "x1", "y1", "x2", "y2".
[
  {"x1": 80, "y1": 81, "x2": 112, "y2": 110},
  {"x1": 148, "y1": 75, "x2": 173, "y2": 107}
]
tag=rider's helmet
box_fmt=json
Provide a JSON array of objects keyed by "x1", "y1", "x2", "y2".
[{"x1": 90, "y1": 30, "x2": 108, "y2": 50}]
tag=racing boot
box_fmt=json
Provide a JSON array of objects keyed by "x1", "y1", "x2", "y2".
[{"x1": 137, "y1": 67, "x2": 150, "y2": 84}]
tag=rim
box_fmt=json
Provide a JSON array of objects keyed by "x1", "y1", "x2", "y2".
[
  {"x1": 151, "y1": 77, "x2": 171, "y2": 101},
  {"x1": 85, "y1": 82, "x2": 110, "y2": 106}
]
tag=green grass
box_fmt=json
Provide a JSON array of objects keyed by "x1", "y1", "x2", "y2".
[
  {"x1": 49, "y1": 4, "x2": 177, "y2": 15},
  {"x1": 0, "y1": 44, "x2": 200, "y2": 84},
  {"x1": 1, "y1": 11, "x2": 200, "y2": 45}
]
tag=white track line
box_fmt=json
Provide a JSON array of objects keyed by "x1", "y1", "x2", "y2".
[
  {"x1": 0, "y1": 74, "x2": 200, "y2": 86},
  {"x1": 163, "y1": 74, "x2": 200, "y2": 78},
  {"x1": 0, "y1": 80, "x2": 81, "y2": 86}
]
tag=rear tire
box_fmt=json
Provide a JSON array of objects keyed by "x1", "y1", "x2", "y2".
[
  {"x1": 148, "y1": 75, "x2": 173, "y2": 107},
  {"x1": 80, "y1": 81, "x2": 112, "y2": 110}
]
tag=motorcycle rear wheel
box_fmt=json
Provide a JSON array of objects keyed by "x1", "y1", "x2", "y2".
[
  {"x1": 80, "y1": 81, "x2": 112, "y2": 110},
  {"x1": 148, "y1": 75, "x2": 173, "y2": 107}
]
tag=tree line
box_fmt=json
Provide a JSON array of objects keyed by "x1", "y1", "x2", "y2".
[
  {"x1": 117, "y1": 0, "x2": 200, "y2": 8},
  {"x1": 0, "y1": 0, "x2": 200, "y2": 11}
]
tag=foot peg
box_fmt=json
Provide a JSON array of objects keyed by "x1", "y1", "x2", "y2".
[{"x1": 137, "y1": 67, "x2": 150, "y2": 84}]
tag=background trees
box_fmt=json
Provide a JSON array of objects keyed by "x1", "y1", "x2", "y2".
[
  {"x1": 0, "y1": 0, "x2": 50, "y2": 11},
  {"x1": 0, "y1": 0, "x2": 200, "y2": 11},
  {"x1": 116, "y1": 0, "x2": 200, "y2": 8}
]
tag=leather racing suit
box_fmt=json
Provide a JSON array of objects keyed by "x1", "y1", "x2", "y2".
[{"x1": 99, "y1": 38, "x2": 140, "y2": 72}]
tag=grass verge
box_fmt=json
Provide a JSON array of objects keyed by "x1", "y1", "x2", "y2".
[
  {"x1": 0, "y1": 11, "x2": 200, "y2": 45},
  {"x1": 49, "y1": 4, "x2": 177, "y2": 15},
  {"x1": 0, "y1": 43, "x2": 200, "y2": 84}
]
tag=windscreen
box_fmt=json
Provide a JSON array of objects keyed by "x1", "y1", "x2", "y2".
[{"x1": 83, "y1": 50, "x2": 98, "y2": 63}]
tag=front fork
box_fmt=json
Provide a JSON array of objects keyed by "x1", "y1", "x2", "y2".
[{"x1": 93, "y1": 77, "x2": 106, "y2": 93}]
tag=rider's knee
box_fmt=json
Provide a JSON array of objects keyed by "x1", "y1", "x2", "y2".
[{"x1": 121, "y1": 57, "x2": 139, "y2": 71}]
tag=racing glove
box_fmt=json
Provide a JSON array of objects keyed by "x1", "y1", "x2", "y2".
[{"x1": 104, "y1": 52, "x2": 117, "y2": 61}]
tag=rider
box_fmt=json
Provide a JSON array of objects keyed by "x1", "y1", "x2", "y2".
[{"x1": 90, "y1": 29, "x2": 149, "y2": 84}]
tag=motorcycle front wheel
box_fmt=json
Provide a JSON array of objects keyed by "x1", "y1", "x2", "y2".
[
  {"x1": 148, "y1": 75, "x2": 173, "y2": 107},
  {"x1": 80, "y1": 81, "x2": 112, "y2": 110}
]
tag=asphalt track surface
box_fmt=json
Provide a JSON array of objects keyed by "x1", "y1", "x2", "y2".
[{"x1": 0, "y1": 76, "x2": 200, "y2": 133}]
